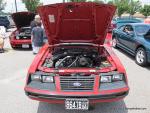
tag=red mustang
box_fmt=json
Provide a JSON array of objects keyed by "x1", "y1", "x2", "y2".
[
  {"x1": 9, "y1": 12, "x2": 35, "y2": 49},
  {"x1": 25, "y1": 2, "x2": 129, "y2": 110}
]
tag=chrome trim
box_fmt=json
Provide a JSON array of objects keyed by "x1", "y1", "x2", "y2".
[{"x1": 49, "y1": 43, "x2": 100, "y2": 47}]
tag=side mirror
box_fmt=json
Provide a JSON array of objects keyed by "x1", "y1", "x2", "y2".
[
  {"x1": 130, "y1": 32, "x2": 134, "y2": 37},
  {"x1": 127, "y1": 32, "x2": 134, "y2": 37}
]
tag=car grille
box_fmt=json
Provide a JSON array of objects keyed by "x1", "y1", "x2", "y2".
[
  {"x1": 16, "y1": 36, "x2": 31, "y2": 40},
  {"x1": 60, "y1": 75, "x2": 95, "y2": 91}
]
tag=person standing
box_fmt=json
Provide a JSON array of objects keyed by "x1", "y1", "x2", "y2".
[
  {"x1": 0, "y1": 36, "x2": 4, "y2": 53},
  {"x1": 31, "y1": 21, "x2": 44, "y2": 54},
  {"x1": 0, "y1": 26, "x2": 6, "y2": 53},
  {"x1": 30, "y1": 15, "x2": 41, "y2": 49},
  {"x1": 30, "y1": 15, "x2": 41, "y2": 30}
]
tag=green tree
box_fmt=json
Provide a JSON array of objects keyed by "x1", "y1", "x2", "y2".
[
  {"x1": 69, "y1": 0, "x2": 86, "y2": 2},
  {"x1": 22, "y1": 0, "x2": 41, "y2": 13},
  {"x1": 128, "y1": 0, "x2": 142, "y2": 16},
  {"x1": 107, "y1": 1, "x2": 114, "y2": 4},
  {"x1": 0, "y1": 0, "x2": 6, "y2": 12},
  {"x1": 140, "y1": 5, "x2": 150, "y2": 17},
  {"x1": 113, "y1": 0, "x2": 129, "y2": 17},
  {"x1": 93, "y1": 0, "x2": 104, "y2": 3}
]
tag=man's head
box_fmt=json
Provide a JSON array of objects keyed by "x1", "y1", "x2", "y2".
[{"x1": 34, "y1": 15, "x2": 41, "y2": 22}]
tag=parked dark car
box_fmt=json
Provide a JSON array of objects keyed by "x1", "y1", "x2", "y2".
[
  {"x1": 112, "y1": 23, "x2": 150, "y2": 66},
  {"x1": 0, "y1": 16, "x2": 10, "y2": 29},
  {"x1": 106, "y1": 18, "x2": 142, "y2": 46}
]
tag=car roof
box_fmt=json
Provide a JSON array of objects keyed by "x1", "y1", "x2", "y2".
[
  {"x1": 115, "y1": 17, "x2": 142, "y2": 21},
  {"x1": 127, "y1": 23, "x2": 150, "y2": 26}
]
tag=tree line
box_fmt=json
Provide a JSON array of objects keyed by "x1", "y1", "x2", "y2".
[{"x1": 0, "y1": 0, "x2": 149, "y2": 18}]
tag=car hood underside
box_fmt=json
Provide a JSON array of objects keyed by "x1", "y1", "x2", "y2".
[{"x1": 38, "y1": 2, "x2": 116, "y2": 45}]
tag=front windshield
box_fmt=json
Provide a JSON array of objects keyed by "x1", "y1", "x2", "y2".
[{"x1": 135, "y1": 25, "x2": 150, "y2": 36}]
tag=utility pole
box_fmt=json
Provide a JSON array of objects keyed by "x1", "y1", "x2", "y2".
[{"x1": 15, "y1": 0, "x2": 18, "y2": 12}]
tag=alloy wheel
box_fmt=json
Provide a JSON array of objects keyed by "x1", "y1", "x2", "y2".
[{"x1": 135, "y1": 48, "x2": 147, "y2": 66}]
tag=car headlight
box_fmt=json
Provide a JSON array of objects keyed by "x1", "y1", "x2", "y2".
[
  {"x1": 31, "y1": 74, "x2": 54, "y2": 83},
  {"x1": 101, "y1": 76, "x2": 112, "y2": 83},
  {"x1": 112, "y1": 73, "x2": 123, "y2": 81},
  {"x1": 31, "y1": 74, "x2": 41, "y2": 81},
  {"x1": 16, "y1": 36, "x2": 20, "y2": 39},
  {"x1": 100, "y1": 73, "x2": 124, "y2": 83},
  {"x1": 42, "y1": 76, "x2": 54, "y2": 83}
]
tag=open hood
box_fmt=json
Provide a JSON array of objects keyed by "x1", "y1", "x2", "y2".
[
  {"x1": 12, "y1": 12, "x2": 35, "y2": 29},
  {"x1": 38, "y1": 2, "x2": 116, "y2": 45}
]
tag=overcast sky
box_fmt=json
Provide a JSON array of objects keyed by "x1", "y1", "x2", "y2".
[{"x1": 4, "y1": 0, "x2": 150, "y2": 13}]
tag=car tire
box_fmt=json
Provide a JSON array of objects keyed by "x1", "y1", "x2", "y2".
[
  {"x1": 112, "y1": 36, "x2": 118, "y2": 48},
  {"x1": 135, "y1": 48, "x2": 147, "y2": 66}
]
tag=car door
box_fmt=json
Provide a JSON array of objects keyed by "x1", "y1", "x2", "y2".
[
  {"x1": 114, "y1": 25, "x2": 126, "y2": 46},
  {"x1": 120, "y1": 25, "x2": 136, "y2": 53}
]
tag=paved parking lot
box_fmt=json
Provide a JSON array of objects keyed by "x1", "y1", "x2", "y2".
[{"x1": 0, "y1": 29, "x2": 150, "y2": 113}]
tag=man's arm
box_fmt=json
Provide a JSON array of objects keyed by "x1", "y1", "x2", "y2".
[{"x1": 31, "y1": 29, "x2": 35, "y2": 42}]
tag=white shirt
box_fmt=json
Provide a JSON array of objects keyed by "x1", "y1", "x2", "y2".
[{"x1": 0, "y1": 26, "x2": 6, "y2": 39}]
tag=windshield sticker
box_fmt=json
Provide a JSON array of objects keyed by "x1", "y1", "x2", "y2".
[{"x1": 49, "y1": 15, "x2": 55, "y2": 23}]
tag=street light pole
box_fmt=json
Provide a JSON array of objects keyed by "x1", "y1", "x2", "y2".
[{"x1": 15, "y1": 0, "x2": 18, "y2": 12}]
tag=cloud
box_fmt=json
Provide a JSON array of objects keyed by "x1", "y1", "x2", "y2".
[{"x1": 4, "y1": 0, "x2": 26, "y2": 13}]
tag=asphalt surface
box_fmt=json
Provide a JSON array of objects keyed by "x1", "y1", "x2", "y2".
[{"x1": 0, "y1": 29, "x2": 150, "y2": 113}]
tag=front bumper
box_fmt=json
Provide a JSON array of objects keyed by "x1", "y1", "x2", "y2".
[
  {"x1": 25, "y1": 90, "x2": 128, "y2": 104},
  {"x1": 10, "y1": 38, "x2": 31, "y2": 47},
  {"x1": 25, "y1": 80, "x2": 129, "y2": 104}
]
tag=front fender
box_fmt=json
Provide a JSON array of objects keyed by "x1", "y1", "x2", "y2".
[
  {"x1": 104, "y1": 44, "x2": 126, "y2": 73},
  {"x1": 28, "y1": 44, "x2": 49, "y2": 74}
]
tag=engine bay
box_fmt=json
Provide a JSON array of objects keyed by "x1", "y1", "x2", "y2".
[
  {"x1": 16, "y1": 27, "x2": 31, "y2": 40},
  {"x1": 43, "y1": 46, "x2": 112, "y2": 68}
]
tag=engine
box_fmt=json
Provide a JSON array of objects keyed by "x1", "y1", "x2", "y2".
[
  {"x1": 43, "y1": 47, "x2": 102, "y2": 68},
  {"x1": 16, "y1": 27, "x2": 31, "y2": 40}
]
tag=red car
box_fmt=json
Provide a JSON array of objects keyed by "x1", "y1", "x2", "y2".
[
  {"x1": 9, "y1": 12, "x2": 35, "y2": 49},
  {"x1": 108, "y1": 21, "x2": 117, "y2": 33},
  {"x1": 24, "y1": 3, "x2": 129, "y2": 110}
]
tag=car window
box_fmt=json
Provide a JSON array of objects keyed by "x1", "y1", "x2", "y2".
[
  {"x1": 0, "y1": 17, "x2": 7, "y2": 20},
  {"x1": 123, "y1": 25, "x2": 134, "y2": 34},
  {"x1": 145, "y1": 29, "x2": 150, "y2": 38},
  {"x1": 118, "y1": 25, "x2": 125, "y2": 31},
  {"x1": 0, "y1": 16, "x2": 9, "y2": 22},
  {"x1": 135, "y1": 25, "x2": 150, "y2": 36}
]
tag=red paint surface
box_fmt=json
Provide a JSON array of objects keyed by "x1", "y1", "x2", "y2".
[
  {"x1": 24, "y1": 3, "x2": 129, "y2": 104},
  {"x1": 38, "y1": 2, "x2": 116, "y2": 45}
]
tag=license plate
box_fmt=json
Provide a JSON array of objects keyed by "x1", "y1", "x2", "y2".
[
  {"x1": 65, "y1": 98, "x2": 89, "y2": 110},
  {"x1": 22, "y1": 44, "x2": 29, "y2": 48}
]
